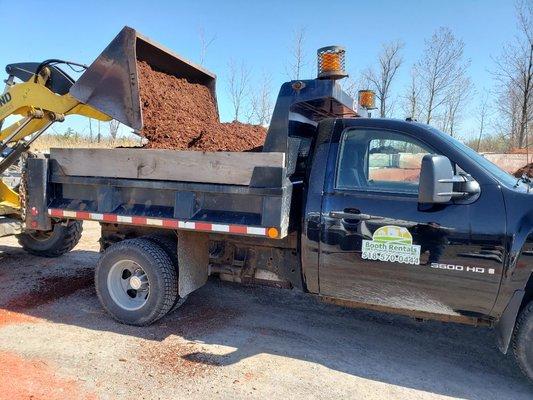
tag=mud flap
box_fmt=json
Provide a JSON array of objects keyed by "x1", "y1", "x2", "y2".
[
  {"x1": 25, "y1": 157, "x2": 52, "y2": 231},
  {"x1": 177, "y1": 231, "x2": 209, "y2": 297},
  {"x1": 495, "y1": 289, "x2": 525, "y2": 354}
]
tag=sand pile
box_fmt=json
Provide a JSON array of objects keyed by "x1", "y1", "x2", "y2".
[{"x1": 137, "y1": 61, "x2": 266, "y2": 151}]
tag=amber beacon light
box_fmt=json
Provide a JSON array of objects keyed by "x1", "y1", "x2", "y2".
[
  {"x1": 317, "y1": 46, "x2": 348, "y2": 80},
  {"x1": 358, "y1": 90, "x2": 376, "y2": 110}
]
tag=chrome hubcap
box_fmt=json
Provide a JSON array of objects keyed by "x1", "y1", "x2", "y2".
[{"x1": 107, "y1": 260, "x2": 150, "y2": 311}]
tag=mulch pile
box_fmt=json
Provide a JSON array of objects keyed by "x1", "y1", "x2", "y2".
[
  {"x1": 137, "y1": 61, "x2": 266, "y2": 151},
  {"x1": 514, "y1": 163, "x2": 533, "y2": 178},
  {"x1": 510, "y1": 148, "x2": 530, "y2": 154}
]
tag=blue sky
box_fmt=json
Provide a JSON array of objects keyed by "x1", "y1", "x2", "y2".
[{"x1": 0, "y1": 0, "x2": 518, "y2": 140}]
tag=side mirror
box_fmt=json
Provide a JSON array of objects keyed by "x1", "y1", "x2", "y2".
[
  {"x1": 418, "y1": 155, "x2": 454, "y2": 203},
  {"x1": 418, "y1": 155, "x2": 481, "y2": 204}
]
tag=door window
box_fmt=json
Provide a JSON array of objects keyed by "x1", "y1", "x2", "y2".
[{"x1": 336, "y1": 129, "x2": 435, "y2": 194}]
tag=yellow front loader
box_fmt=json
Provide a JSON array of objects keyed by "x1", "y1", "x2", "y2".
[
  {"x1": 0, "y1": 60, "x2": 113, "y2": 256},
  {"x1": 0, "y1": 26, "x2": 215, "y2": 256},
  {"x1": 0, "y1": 62, "x2": 111, "y2": 214}
]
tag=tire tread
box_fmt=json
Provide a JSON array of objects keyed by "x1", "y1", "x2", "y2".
[
  {"x1": 512, "y1": 300, "x2": 533, "y2": 381},
  {"x1": 18, "y1": 221, "x2": 83, "y2": 257},
  {"x1": 143, "y1": 234, "x2": 188, "y2": 313},
  {"x1": 95, "y1": 238, "x2": 178, "y2": 326}
]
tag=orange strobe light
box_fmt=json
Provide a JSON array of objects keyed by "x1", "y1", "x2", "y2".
[
  {"x1": 267, "y1": 227, "x2": 279, "y2": 238},
  {"x1": 317, "y1": 46, "x2": 348, "y2": 80},
  {"x1": 358, "y1": 90, "x2": 376, "y2": 110}
]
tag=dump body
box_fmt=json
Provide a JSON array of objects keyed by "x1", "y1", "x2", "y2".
[{"x1": 42, "y1": 148, "x2": 292, "y2": 238}]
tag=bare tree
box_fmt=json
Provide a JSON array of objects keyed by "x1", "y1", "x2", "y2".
[
  {"x1": 286, "y1": 27, "x2": 308, "y2": 80},
  {"x1": 342, "y1": 73, "x2": 371, "y2": 110},
  {"x1": 198, "y1": 27, "x2": 216, "y2": 65},
  {"x1": 402, "y1": 66, "x2": 423, "y2": 120},
  {"x1": 493, "y1": 84, "x2": 522, "y2": 146},
  {"x1": 416, "y1": 27, "x2": 470, "y2": 125},
  {"x1": 476, "y1": 90, "x2": 490, "y2": 151},
  {"x1": 109, "y1": 120, "x2": 120, "y2": 140},
  {"x1": 363, "y1": 41, "x2": 404, "y2": 117},
  {"x1": 226, "y1": 59, "x2": 251, "y2": 122},
  {"x1": 249, "y1": 72, "x2": 274, "y2": 126},
  {"x1": 341, "y1": 77, "x2": 357, "y2": 99},
  {"x1": 492, "y1": 0, "x2": 533, "y2": 148},
  {"x1": 439, "y1": 76, "x2": 473, "y2": 136},
  {"x1": 341, "y1": 75, "x2": 360, "y2": 99},
  {"x1": 88, "y1": 118, "x2": 93, "y2": 142}
]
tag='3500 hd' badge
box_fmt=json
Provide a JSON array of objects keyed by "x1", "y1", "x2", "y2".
[{"x1": 362, "y1": 225, "x2": 421, "y2": 265}]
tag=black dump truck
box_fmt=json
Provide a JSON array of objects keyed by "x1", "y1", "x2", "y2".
[{"x1": 3, "y1": 28, "x2": 533, "y2": 382}]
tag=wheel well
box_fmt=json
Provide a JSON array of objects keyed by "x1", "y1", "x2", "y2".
[
  {"x1": 520, "y1": 274, "x2": 533, "y2": 313},
  {"x1": 99, "y1": 223, "x2": 172, "y2": 251}
]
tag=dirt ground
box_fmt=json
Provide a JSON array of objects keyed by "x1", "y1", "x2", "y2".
[{"x1": 0, "y1": 222, "x2": 531, "y2": 399}]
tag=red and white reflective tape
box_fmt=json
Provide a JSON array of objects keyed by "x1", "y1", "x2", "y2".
[{"x1": 48, "y1": 208, "x2": 269, "y2": 237}]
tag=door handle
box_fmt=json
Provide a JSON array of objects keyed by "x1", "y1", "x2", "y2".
[{"x1": 329, "y1": 211, "x2": 375, "y2": 221}]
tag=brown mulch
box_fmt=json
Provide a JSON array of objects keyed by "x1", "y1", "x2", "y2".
[
  {"x1": 514, "y1": 163, "x2": 533, "y2": 178},
  {"x1": 137, "y1": 61, "x2": 266, "y2": 151},
  {"x1": 509, "y1": 148, "x2": 530, "y2": 154},
  {"x1": 4, "y1": 271, "x2": 93, "y2": 311}
]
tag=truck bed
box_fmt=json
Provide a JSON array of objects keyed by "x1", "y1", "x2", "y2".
[
  {"x1": 50, "y1": 148, "x2": 285, "y2": 186},
  {"x1": 31, "y1": 148, "x2": 292, "y2": 238}
]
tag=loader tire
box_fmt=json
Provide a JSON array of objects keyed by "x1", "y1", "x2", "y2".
[
  {"x1": 18, "y1": 220, "x2": 83, "y2": 258},
  {"x1": 144, "y1": 234, "x2": 188, "y2": 312},
  {"x1": 95, "y1": 238, "x2": 178, "y2": 326},
  {"x1": 512, "y1": 300, "x2": 533, "y2": 382}
]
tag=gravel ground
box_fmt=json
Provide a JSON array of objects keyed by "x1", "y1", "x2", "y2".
[{"x1": 0, "y1": 221, "x2": 531, "y2": 399}]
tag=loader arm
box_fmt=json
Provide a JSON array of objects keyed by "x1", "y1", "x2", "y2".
[
  {"x1": 0, "y1": 68, "x2": 111, "y2": 215},
  {"x1": 0, "y1": 81, "x2": 109, "y2": 144}
]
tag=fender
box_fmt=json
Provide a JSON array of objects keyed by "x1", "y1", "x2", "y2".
[
  {"x1": 492, "y1": 205, "x2": 533, "y2": 353},
  {"x1": 495, "y1": 289, "x2": 525, "y2": 353}
]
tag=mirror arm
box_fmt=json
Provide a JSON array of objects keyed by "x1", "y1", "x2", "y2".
[
  {"x1": 438, "y1": 175, "x2": 467, "y2": 184},
  {"x1": 448, "y1": 175, "x2": 481, "y2": 200},
  {"x1": 437, "y1": 191, "x2": 471, "y2": 197}
]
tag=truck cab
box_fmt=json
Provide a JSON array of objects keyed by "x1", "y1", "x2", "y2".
[{"x1": 301, "y1": 116, "x2": 532, "y2": 363}]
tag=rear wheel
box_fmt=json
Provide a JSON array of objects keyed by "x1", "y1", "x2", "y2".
[
  {"x1": 95, "y1": 238, "x2": 178, "y2": 326},
  {"x1": 512, "y1": 300, "x2": 533, "y2": 382},
  {"x1": 18, "y1": 220, "x2": 83, "y2": 257},
  {"x1": 144, "y1": 234, "x2": 188, "y2": 312}
]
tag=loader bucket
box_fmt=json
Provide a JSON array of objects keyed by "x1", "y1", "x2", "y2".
[{"x1": 69, "y1": 26, "x2": 217, "y2": 131}]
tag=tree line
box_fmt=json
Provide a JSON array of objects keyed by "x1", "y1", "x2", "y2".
[
  {"x1": 342, "y1": 0, "x2": 531, "y2": 151},
  {"x1": 215, "y1": 1, "x2": 531, "y2": 153}
]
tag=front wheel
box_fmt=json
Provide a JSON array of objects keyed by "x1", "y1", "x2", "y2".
[
  {"x1": 18, "y1": 220, "x2": 83, "y2": 257},
  {"x1": 512, "y1": 300, "x2": 533, "y2": 382},
  {"x1": 95, "y1": 238, "x2": 178, "y2": 326}
]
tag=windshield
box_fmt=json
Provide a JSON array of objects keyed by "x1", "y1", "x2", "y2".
[{"x1": 425, "y1": 126, "x2": 519, "y2": 188}]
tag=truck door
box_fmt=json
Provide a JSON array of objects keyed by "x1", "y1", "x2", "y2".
[{"x1": 318, "y1": 122, "x2": 505, "y2": 316}]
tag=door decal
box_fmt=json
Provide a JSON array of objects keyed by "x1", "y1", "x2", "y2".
[{"x1": 362, "y1": 225, "x2": 421, "y2": 265}]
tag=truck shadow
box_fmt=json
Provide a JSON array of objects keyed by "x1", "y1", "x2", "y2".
[{"x1": 0, "y1": 244, "x2": 531, "y2": 399}]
